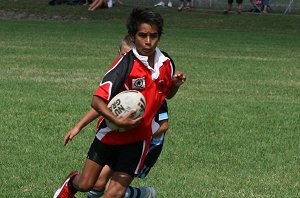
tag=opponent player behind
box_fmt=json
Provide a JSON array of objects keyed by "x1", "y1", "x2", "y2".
[
  {"x1": 54, "y1": 7, "x2": 186, "y2": 198},
  {"x1": 118, "y1": 35, "x2": 135, "y2": 56},
  {"x1": 125, "y1": 100, "x2": 169, "y2": 197}
]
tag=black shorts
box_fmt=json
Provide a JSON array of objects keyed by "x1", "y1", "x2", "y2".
[{"x1": 87, "y1": 137, "x2": 146, "y2": 177}]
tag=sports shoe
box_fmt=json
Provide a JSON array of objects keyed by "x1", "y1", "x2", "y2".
[
  {"x1": 167, "y1": 1, "x2": 172, "y2": 7},
  {"x1": 53, "y1": 171, "x2": 79, "y2": 198},
  {"x1": 143, "y1": 186, "x2": 156, "y2": 198},
  {"x1": 154, "y1": 1, "x2": 165, "y2": 7}
]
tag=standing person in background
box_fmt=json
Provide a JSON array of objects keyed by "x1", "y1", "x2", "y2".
[
  {"x1": 154, "y1": 0, "x2": 173, "y2": 8},
  {"x1": 177, "y1": 0, "x2": 191, "y2": 11},
  {"x1": 262, "y1": 0, "x2": 269, "y2": 14},
  {"x1": 53, "y1": 7, "x2": 186, "y2": 198},
  {"x1": 223, "y1": 0, "x2": 243, "y2": 14}
]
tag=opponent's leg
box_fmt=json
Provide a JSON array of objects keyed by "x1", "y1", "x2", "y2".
[
  {"x1": 87, "y1": 165, "x2": 113, "y2": 198},
  {"x1": 103, "y1": 172, "x2": 133, "y2": 198}
]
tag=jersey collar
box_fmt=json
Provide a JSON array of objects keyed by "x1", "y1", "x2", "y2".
[{"x1": 132, "y1": 48, "x2": 169, "y2": 80}]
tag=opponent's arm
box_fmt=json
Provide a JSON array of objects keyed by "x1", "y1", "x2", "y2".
[
  {"x1": 152, "y1": 119, "x2": 169, "y2": 139},
  {"x1": 64, "y1": 108, "x2": 100, "y2": 145}
]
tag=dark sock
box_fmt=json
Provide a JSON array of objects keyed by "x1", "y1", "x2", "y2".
[{"x1": 87, "y1": 188, "x2": 105, "y2": 198}]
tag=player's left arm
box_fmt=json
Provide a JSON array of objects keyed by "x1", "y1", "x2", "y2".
[
  {"x1": 166, "y1": 71, "x2": 186, "y2": 99},
  {"x1": 152, "y1": 119, "x2": 169, "y2": 139}
]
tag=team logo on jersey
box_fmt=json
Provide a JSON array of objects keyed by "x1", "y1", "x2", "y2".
[{"x1": 132, "y1": 77, "x2": 145, "y2": 89}]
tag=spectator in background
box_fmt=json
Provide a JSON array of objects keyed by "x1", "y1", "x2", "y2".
[
  {"x1": 224, "y1": 0, "x2": 243, "y2": 14},
  {"x1": 177, "y1": 0, "x2": 191, "y2": 11},
  {"x1": 262, "y1": 0, "x2": 269, "y2": 14},
  {"x1": 83, "y1": 0, "x2": 92, "y2": 6},
  {"x1": 249, "y1": 0, "x2": 269, "y2": 14},
  {"x1": 88, "y1": 0, "x2": 113, "y2": 11},
  {"x1": 114, "y1": 0, "x2": 124, "y2": 5},
  {"x1": 49, "y1": 0, "x2": 87, "y2": 5},
  {"x1": 154, "y1": 0, "x2": 173, "y2": 7},
  {"x1": 249, "y1": 0, "x2": 261, "y2": 12}
]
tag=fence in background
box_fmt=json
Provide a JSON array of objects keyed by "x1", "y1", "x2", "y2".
[{"x1": 123, "y1": 0, "x2": 299, "y2": 14}]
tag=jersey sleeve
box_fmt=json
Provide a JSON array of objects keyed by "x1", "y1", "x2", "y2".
[
  {"x1": 93, "y1": 51, "x2": 134, "y2": 102},
  {"x1": 161, "y1": 51, "x2": 175, "y2": 75},
  {"x1": 155, "y1": 100, "x2": 169, "y2": 122}
]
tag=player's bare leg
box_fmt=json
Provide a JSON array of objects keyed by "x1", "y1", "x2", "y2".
[
  {"x1": 88, "y1": 165, "x2": 113, "y2": 197},
  {"x1": 102, "y1": 172, "x2": 133, "y2": 198},
  {"x1": 54, "y1": 159, "x2": 103, "y2": 198},
  {"x1": 73, "y1": 159, "x2": 103, "y2": 191}
]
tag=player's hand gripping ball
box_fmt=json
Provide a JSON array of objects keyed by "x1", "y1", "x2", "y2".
[{"x1": 106, "y1": 90, "x2": 146, "y2": 132}]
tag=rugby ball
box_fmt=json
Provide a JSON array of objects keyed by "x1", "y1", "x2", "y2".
[{"x1": 106, "y1": 90, "x2": 146, "y2": 132}]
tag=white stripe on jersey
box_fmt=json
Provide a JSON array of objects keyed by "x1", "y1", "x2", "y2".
[{"x1": 96, "y1": 127, "x2": 111, "y2": 141}]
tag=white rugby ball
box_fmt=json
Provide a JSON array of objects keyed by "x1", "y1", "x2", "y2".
[{"x1": 106, "y1": 90, "x2": 146, "y2": 132}]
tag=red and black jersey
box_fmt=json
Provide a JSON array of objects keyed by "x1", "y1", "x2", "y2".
[{"x1": 93, "y1": 48, "x2": 175, "y2": 145}]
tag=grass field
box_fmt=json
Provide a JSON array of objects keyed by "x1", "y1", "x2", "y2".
[{"x1": 0, "y1": 1, "x2": 300, "y2": 198}]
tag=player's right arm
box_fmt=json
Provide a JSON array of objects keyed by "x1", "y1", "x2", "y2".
[{"x1": 91, "y1": 95, "x2": 142, "y2": 131}]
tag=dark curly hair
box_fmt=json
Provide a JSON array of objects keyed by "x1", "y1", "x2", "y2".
[{"x1": 127, "y1": 8, "x2": 164, "y2": 38}]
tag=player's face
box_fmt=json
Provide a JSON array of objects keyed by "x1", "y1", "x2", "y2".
[{"x1": 133, "y1": 23, "x2": 160, "y2": 58}]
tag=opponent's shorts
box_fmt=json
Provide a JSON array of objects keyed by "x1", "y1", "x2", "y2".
[
  {"x1": 87, "y1": 137, "x2": 147, "y2": 177},
  {"x1": 137, "y1": 143, "x2": 163, "y2": 179}
]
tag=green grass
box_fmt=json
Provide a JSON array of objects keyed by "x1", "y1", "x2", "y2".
[{"x1": 0, "y1": 2, "x2": 300, "y2": 198}]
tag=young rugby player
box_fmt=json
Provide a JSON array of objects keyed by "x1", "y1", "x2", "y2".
[
  {"x1": 87, "y1": 36, "x2": 170, "y2": 198},
  {"x1": 54, "y1": 8, "x2": 186, "y2": 198}
]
